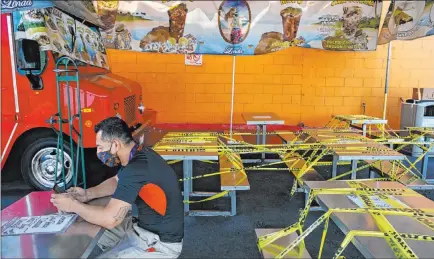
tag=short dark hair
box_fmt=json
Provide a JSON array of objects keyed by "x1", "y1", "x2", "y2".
[{"x1": 94, "y1": 117, "x2": 134, "y2": 144}]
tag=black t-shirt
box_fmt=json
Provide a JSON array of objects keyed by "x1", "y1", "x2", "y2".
[{"x1": 112, "y1": 146, "x2": 184, "y2": 243}]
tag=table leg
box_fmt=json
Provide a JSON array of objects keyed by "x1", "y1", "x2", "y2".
[
  {"x1": 421, "y1": 144, "x2": 429, "y2": 180},
  {"x1": 183, "y1": 160, "x2": 193, "y2": 215},
  {"x1": 362, "y1": 124, "x2": 367, "y2": 137},
  {"x1": 262, "y1": 125, "x2": 267, "y2": 160},
  {"x1": 332, "y1": 155, "x2": 338, "y2": 178},
  {"x1": 230, "y1": 190, "x2": 236, "y2": 216},
  {"x1": 256, "y1": 125, "x2": 260, "y2": 145},
  {"x1": 369, "y1": 169, "x2": 376, "y2": 179},
  {"x1": 351, "y1": 160, "x2": 357, "y2": 180}
]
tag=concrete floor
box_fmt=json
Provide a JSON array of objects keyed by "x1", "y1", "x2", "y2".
[{"x1": 2, "y1": 153, "x2": 434, "y2": 258}]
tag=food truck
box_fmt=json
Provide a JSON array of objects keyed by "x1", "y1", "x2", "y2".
[{"x1": 1, "y1": 2, "x2": 155, "y2": 190}]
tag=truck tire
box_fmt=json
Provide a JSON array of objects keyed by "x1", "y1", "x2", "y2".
[{"x1": 21, "y1": 137, "x2": 76, "y2": 190}]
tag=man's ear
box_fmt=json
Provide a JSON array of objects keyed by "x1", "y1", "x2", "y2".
[{"x1": 112, "y1": 140, "x2": 122, "y2": 152}]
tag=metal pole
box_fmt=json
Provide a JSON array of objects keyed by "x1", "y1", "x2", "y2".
[
  {"x1": 382, "y1": 42, "x2": 392, "y2": 120},
  {"x1": 230, "y1": 56, "x2": 236, "y2": 138}
]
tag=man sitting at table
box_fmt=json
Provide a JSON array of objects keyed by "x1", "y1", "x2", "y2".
[{"x1": 51, "y1": 117, "x2": 184, "y2": 258}]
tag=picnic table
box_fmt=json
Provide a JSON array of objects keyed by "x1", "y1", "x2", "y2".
[
  {"x1": 304, "y1": 180, "x2": 434, "y2": 258},
  {"x1": 303, "y1": 129, "x2": 406, "y2": 179},
  {"x1": 1, "y1": 191, "x2": 109, "y2": 258},
  {"x1": 242, "y1": 112, "x2": 284, "y2": 159},
  {"x1": 408, "y1": 127, "x2": 434, "y2": 182},
  {"x1": 331, "y1": 115, "x2": 388, "y2": 137},
  {"x1": 153, "y1": 132, "x2": 221, "y2": 216}
]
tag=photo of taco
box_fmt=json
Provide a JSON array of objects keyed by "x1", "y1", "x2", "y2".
[
  {"x1": 53, "y1": 40, "x2": 63, "y2": 52},
  {"x1": 389, "y1": 1, "x2": 425, "y2": 32},
  {"x1": 45, "y1": 15, "x2": 58, "y2": 31},
  {"x1": 33, "y1": 34, "x2": 50, "y2": 46},
  {"x1": 393, "y1": 7, "x2": 414, "y2": 26},
  {"x1": 57, "y1": 19, "x2": 67, "y2": 36},
  {"x1": 64, "y1": 43, "x2": 72, "y2": 53},
  {"x1": 25, "y1": 10, "x2": 44, "y2": 21}
]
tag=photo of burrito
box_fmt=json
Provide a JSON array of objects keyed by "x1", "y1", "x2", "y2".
[
  {"x1": 280, "y1": 7, "x2": 302, "y2": 42},
  {"x1": 167, "y1": 3, "x2": 188, "y2": 43},
  {"x1": 95, "y1": 1, "x2": 119, "y2": 30}
]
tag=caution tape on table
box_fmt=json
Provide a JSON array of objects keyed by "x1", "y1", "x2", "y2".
[{"x1": 257, "y1": 180, "x2": 434, "y2": 259}]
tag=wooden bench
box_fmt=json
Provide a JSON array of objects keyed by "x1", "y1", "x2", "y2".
[
  {"x1": 219, "y1": 153, "x2": 250, "y2": 216},
  {"x1": 255, "y1": 229, "x2": 312, "y2": 258},
  {"x1": 225, "y1": 131, "x2": 244, "y2": 144},
  {"x1": 281, "y1": 153, "x2": 324, "y2": 184},
  {"x1": 280, "y1": 153, "x2": 324, "y2": 209},
  {"x1": 366, "y1": 160, "x2": 430, "y2": 188},
  {"x1": 276, "y1": 131, "x2": 301, "y2": 144}
]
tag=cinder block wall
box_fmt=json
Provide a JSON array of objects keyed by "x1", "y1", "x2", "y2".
[{"x1": 107, "y1": 36, "x2": 434, "y2": 129}]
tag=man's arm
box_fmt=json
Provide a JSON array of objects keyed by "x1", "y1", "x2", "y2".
[
  {"x1": 86, "y1": 176, "x2": 118, "y2": 201},
  {"x1": 71, "y1": 197, "x2": 131, "y2": 229}
]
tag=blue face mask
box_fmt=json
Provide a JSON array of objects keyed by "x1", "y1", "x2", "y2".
[{"x1": 97, "y1": 143, "x2": 121, "y2": 167}]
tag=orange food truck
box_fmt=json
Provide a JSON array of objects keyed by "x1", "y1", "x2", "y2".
[{"x1": 1, "y1": 5, "x2": 155, "y2": 190}]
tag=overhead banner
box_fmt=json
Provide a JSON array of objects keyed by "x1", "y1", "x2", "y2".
[
  {"x1": 96, "y1": 0, "x2": 383, "y2": 55},
  {"x1": 13, "y1": 8, "x2": 110, "y2": 69},
  {"x1": 378, "y1": 0, "x2": 434, "y2": 44}
]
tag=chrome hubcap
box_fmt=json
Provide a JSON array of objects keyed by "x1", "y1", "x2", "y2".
[{"x1": 31, "y1": 148, "x2": 73, "y2": 188}]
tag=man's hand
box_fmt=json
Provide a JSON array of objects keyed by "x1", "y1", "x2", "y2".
[
  {"x1": 51, "y1": 193, "x2": 78, "y2": 213},
  {"x1": 67, "y1": 187, "x2": 89, "y2": 203}
]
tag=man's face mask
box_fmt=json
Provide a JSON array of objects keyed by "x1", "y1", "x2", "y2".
[{"x1": 97, "y1": 143, "x2": 121, "y2": 167}]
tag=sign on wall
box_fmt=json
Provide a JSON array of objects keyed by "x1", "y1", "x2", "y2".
[{"x1": 185, "y1": 54, "x2": 203, "y2": 66}]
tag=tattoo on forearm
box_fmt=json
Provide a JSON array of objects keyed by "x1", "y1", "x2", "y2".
[{"x1": 113, "y1": 206, "x2": 131, "y2": 221}]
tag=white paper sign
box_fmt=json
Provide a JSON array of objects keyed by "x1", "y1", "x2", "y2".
[
  {"x1": 1, "y1": 214, "x2": 78, "y2": 236},
  {"x1": 185, "y1": 54, "x2": 202, "y2": 66},
  {"x1": 347, "y1": 195, "x2": 409, "y2": 209}
]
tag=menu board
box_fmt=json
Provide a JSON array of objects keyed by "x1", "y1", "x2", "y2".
[
  {"x1": 1, "y1": 214, "x2": 78, "y2": 236},
  {"x1": 13, "y1": 7, "x2": 109, "y2": 69}
]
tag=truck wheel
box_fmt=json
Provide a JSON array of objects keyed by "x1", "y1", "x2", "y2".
[{"x1": 21, "y1": 137, "x2": 75, "y2": 190}]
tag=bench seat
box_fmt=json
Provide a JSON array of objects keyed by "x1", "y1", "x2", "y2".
[
  {"x1": 255, "y1": 228, "x2": 312, "y2": 258},
  {"x1": 217, "y1": 153, "x2": 250, "y2": 216}
]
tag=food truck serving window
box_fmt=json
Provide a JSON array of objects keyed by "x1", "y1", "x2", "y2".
[{"x1": 52, "y1": 52, "x2": 88, "y2": 67}]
